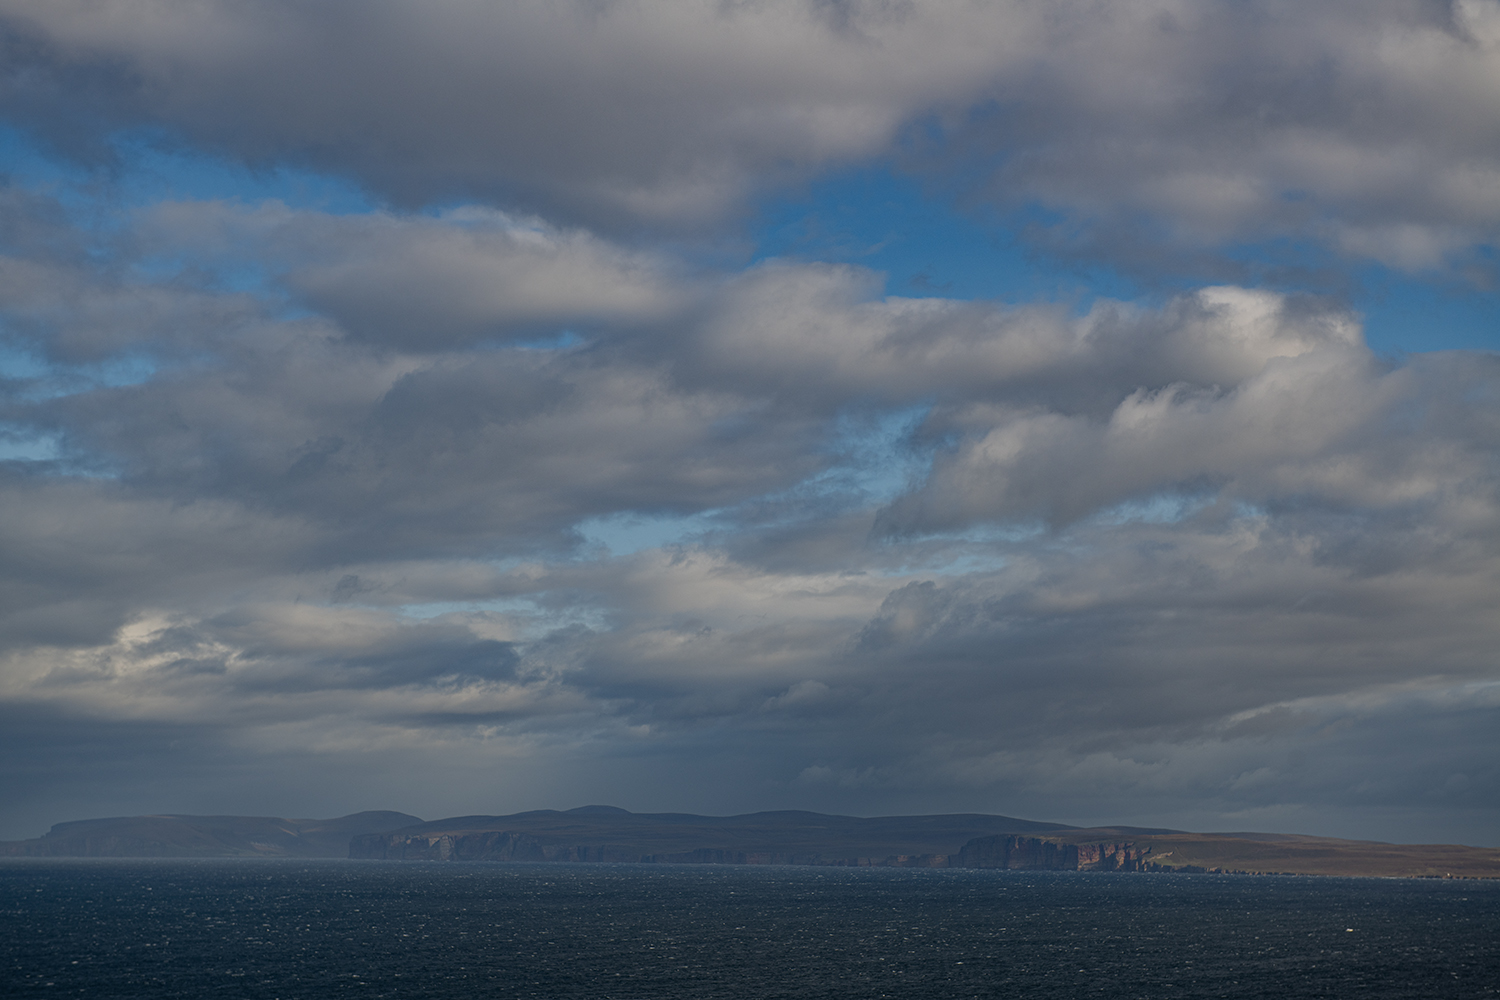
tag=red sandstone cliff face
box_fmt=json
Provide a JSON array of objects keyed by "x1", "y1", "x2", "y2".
[
  {"x1": 956, "y1": 836, "x2": 1151, "y2": 871},
  {"x1": 1075, "y1": 841, "x2": 1152, "y2": 871}
]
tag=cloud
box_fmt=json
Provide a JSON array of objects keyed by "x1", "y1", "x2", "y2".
[
  {"x1": 4, "y1": 0, "x2": 1500, "y2": 271},
  {"x1": 940, "y1": 0, "x2": 1500, "y2": 274},
  {"x1": 0, "y1": 0, "x2": 1498, "y2": 847},
  {"x1": 0, "y1": 0, "x2": 1016, "y2": 226},
  {"x1": 679, "y1": 271, "x2": 1360, "y2": 411},
  {"x1": 139, "y1": 201, "x2": 687, "y2": 350},
  {"x1": 875, "y1": 343, "x2": 1492, "y2": 533}
]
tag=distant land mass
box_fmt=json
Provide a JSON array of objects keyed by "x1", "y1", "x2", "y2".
[
  {"x1": 0, "y1": 811, "x2": 421, "y2": 858},
  {"x1": 3, "y1": 807, "x2": 1496, "y2": 879}
]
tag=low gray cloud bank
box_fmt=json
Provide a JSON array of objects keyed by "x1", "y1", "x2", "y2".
[{"x1": 0, "y1": 1, "x2": 1496, "y2": 844}]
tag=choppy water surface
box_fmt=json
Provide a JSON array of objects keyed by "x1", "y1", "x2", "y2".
[{"x1": 2, "y1": 860, "x2": 1496, "y2": 998}]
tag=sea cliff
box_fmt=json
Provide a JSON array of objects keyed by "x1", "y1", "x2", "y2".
[
  {"x1": 340, "y1": 808, "x2": 1500, "y2": 878},
  {"x1": 348, "y1": 829, "x2": 1141, "y2": 870},
  {"x1": 956, "y1": 835, "x2": 1152, "y2": 871}
]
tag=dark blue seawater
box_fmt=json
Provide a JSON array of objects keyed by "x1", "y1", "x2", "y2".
[{"x1": 2, "y1": 860, "x2": 1497, "y2": 999}]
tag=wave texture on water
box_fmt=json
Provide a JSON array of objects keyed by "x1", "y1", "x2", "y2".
[{"x1": 2, "y1": 859, "x2": 1497, "y2": 998}]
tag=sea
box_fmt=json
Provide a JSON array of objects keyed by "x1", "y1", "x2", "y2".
[{"x1": 2, "y1": 860, "x2": 1496, "y2": 999}]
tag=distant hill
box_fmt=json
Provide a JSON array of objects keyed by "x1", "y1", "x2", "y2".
[
  {"x1": 351, "y1": 806, "x2": 1075, "y2": 864},
  {"x1": 0, "y1": 811, "x2": 422, "y2": 858},
  {"x1": 5, "y1": 807, "x2": 1497, "y2": 878}
]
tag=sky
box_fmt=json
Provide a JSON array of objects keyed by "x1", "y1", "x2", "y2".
[{"x1": 0, "y1": 0, "x2": 1497, "y2": 846}]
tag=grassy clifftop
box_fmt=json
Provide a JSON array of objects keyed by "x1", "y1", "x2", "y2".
[{"x1": 1047, "y1": 828, "x2": 1500, "y2": 878}]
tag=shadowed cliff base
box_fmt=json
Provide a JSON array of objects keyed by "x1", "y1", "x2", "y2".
[{"x1": 5, "y1": 807, "x2": 1498, "y2": 878}]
